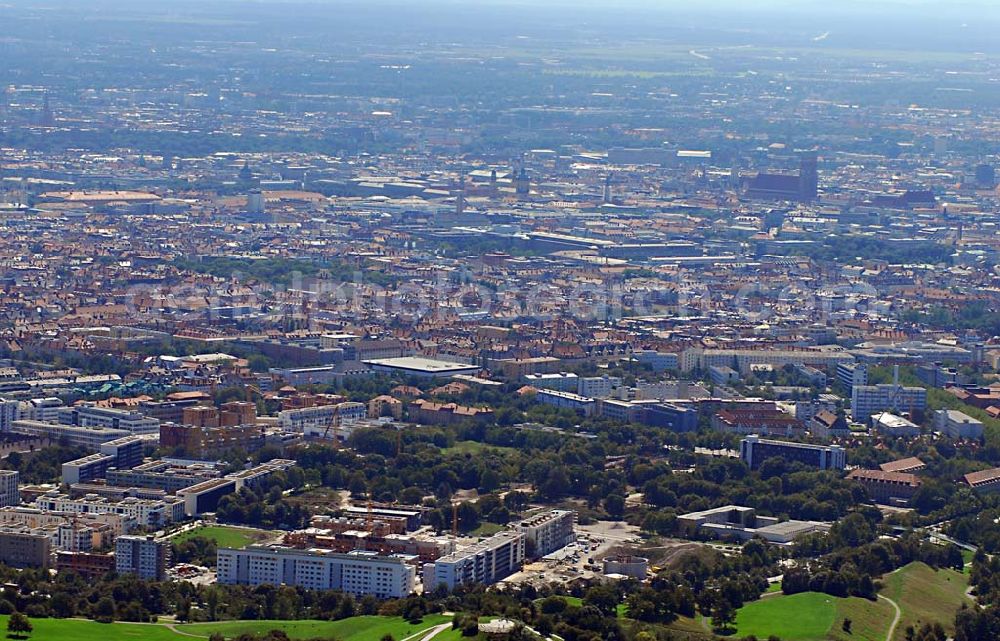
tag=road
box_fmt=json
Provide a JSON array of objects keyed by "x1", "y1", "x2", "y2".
[
  {"x1": 401, "y1": 623, "x2": 450, "y2": 641},
  {"x1": 878, "y1": 594, "x2": 901, "y2": 641}
]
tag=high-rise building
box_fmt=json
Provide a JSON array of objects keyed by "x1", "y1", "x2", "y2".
[
  {"x1": 247, "y1": 189, "x2": 265, "y2": 215},
  {"x1": 116, "y1": 535, "x2": 170, "y2": 580},
  {"x1": 836, "y1": 362, "x2": 868, "y2": 390},
  {"x1": 0, "y1": 471, "x2": 18, "y2": 507}
]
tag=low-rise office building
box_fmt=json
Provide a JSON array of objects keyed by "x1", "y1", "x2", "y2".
[
  {"x1": 678, "y1": 505, "x2": 829, "y2": 545},
  {"x1": 740, "y1": 435, "x2": 846, "y2": 471},
  {"x1": 935, "y1": 409, "x2": 984, "y2": 439},
  {"x1": 11, "y1": 420, "x2": 131, "y2": 450},
  {"x1": 176, "y1": 478, "x2": 238, "y2": 517}
]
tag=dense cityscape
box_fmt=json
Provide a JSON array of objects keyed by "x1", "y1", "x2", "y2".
[{"x1": 0, "y1": 1, "x2": 999, "y2": 640}]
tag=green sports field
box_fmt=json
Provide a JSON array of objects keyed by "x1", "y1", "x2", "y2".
[{"x1": 169, "y1": 525, "x2": 271, "y2": 549}]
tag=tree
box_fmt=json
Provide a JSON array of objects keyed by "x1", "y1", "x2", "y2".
[
  {"x1": 93, "y1": 597, "x2": 116, "y2": 623},
  {"x1": 604, "y1": 493, "x2": 626, "y2": 519},
  {"x1": 7, "y1": 612, "x2": 31, "y2": 638},
  {"x1": 843, "y1": 618, "x2": 852, "y2": 633},
  {"x1": 711, "y1": 599, "x2": 736, "y2": 634}
]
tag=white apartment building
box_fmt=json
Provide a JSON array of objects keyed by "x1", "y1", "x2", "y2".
[
  {"x1": 21, "y1": 398, "x2": 64, "y2": 423},
  {"x1": 516, "y1": 509, "x2": 576, "y2": 558},
  {"x1": 0, "y1": 506, "x2": 134, "y2": 536},
  {"x1": 0, "y1": 400, "x2": 21, "y2": 433},
  {"x1": 60, "y1": 405, "x2": 160, "y2": 435},
  {"x1": 577, "y1": 376, "x2": 622, "y2": 399},
  {"x1": 217, "y1": 546, "x2": 416, "y2": 599},
  {"x1": 423, "y1": 530, "x2": 524, "y2": 592},
  {"x1": 279, "y1": 403, "x2": 366, "y2": 435},
  {"x1": 34, "y1": 492, "x2": 184, "y2": 529},
  {"x1": 850, "y1": 384, "x2": 927, "y2": 423}
]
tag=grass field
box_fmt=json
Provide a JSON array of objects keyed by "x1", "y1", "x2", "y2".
[
  {"x1": 179, "y1": 614, "x2": 453, "y2": 641},
  {"x1": 442, "y1": 441, "x2": 515, "y2": 456},
  {"x1": 0, "y1": 614, "x2": 454, "y2": 641},
  {"x1": 880, "y1": 562, "x2": 972, "y2": 641},
  {"x1": 726, "y1": 561, "x2": 970, "y2": 641},
  {"x1": 170, "y1": 525, "x2": 270, "y2": 549},
  {"x1": 732, "y1": 591, "x2": 895, "y2": 641},
  {"x1": 733, "y1": 592, "x2": 839, "y2": 640},
  {"x1": 470, "y1": 522, "x2": 506, "y2": 537}
]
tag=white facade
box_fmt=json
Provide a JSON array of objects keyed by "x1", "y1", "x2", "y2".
[
  {"x1": 11, "y1": 420, "x2": 131, "y2": 450},
  {"x1": 424, "y1": 531, "x2": 524, "y2": 591},
  {"x1": 34, "y1": 492, "x2": 184, "y2": 528},
  {"x1": 22, "y1": 398, "x2": 63, "y2": 423},
  {"x1": 682, "y1": 348, "x2": 853, "y2": 375},
  {"x1": 280, "y1": 403, "x2": 367, "y2": 436},
  {"x1": 523, "y1": 372, "x2": 579, "y2": 392},
  {"x1": 935, "y1": 409, "x2": 984, "y2": 439},
  {"x1": 633, "y1": 350, "x2": 679, "y2": 372},
  {"x1": 851, "y1": 385, "x2": 927, "y2": 422},
  {"x1": 535, "y1": 389, "x2": 595, "y2": 416},
  {"x1": 0, "y1": 401, "x2": 20, "y2": 433},
  {"x1": 577, "y1": 376, "x2": 622, "y2": 399},
  {"x1": 217, "y1": 546, "x2": 416, "y2": 599},
  {"x1": 516, "y1": 509, "x2": 575, "y2": 558},
  {"x1": 61, "y1": 405, "x2": 160, "y2": 435}
]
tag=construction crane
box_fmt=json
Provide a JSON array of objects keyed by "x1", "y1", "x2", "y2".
[{"x1": 319, "y1": 403, "x2": 342, "y2": 445}]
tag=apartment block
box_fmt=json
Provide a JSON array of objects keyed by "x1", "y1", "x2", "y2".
[
  {"x1": 116, "y1": 535, "x2": 170, "y2": 580},
  {"x1": 423, "y1": 530, "x2": 524, "y2": 591},
  {"x1": 217, "y1": 546, "x2": 416, "y2": 599},
  {"x1": 850, "y1": 384, "x2": 927, "y2": 423},
  {"x1": 0, "y1": 471, "x2": 19, "y2": 507},
  {"x1": 516, "y1": 510, "x2": 575, "y2": 558}
]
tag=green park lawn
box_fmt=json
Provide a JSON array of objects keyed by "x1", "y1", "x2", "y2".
[
  {"x1": 880, "y1": 562, "x2": 972, "y2": 641},
  {"x1": 170, "y1": 525, "x2": 270, "y2": 549},
  {"x1": 732, "y1": 591, "x2": 895, "y2": 641},
  {"x1": 727, "y1": 561, "x2": 970, "y2": 641},
  {"x1": 179, "y1": 614, "x2": 452, "y2": 640},
  {"x1": 733, "y1": 592, "x2": 840, "y2": 640},
  {"x1": 0, "y1": 614, "x2": 453, "y2": 641}
]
